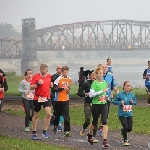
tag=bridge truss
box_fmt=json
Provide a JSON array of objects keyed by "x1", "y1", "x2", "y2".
[
  {"x1": 34, "y1": 20, "x2": 150, "y2": 50},
  {"x1": 0, "y1": 38, "x2": 22, "y2": 59}
]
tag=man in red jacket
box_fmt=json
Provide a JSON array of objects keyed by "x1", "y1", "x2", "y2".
[{"x1": 30, "y1": 64, "x2": 52, "y2": 140}]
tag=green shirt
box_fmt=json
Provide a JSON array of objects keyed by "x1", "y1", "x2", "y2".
[{"x1": 91, "y1": 80, "x2": 108, "y2": 104}]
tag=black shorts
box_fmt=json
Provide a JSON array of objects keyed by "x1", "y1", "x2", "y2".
[
  {"x1": 33, "y1": 99, "x2": 51, "y2": 112},
  {"x1": 92, "y1": 104, "x2": 108, "y2": 126},
  {"x1": 146, "y1": 85, "x2": 150, "y2": 93}
]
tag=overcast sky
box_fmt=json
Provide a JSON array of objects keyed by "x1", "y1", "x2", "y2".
[{"x1": 0, "y1": 0, "x2": 150, "y2": 30}]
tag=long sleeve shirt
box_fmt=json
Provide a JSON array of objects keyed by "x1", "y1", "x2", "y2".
[
  {"x1": 18, "y1": 79, "x2": 34, "y2": 100},
  {"x1": 113, "y1": 91, "x2": 136, "y2": 117}
]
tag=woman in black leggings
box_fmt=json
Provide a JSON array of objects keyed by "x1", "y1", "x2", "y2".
[
  {"x1": 18, "y1": 69, "x2": 34, "y2": 131},
  {"x1": 113, "y1": 81, "x2": 136, "y2": 146}
]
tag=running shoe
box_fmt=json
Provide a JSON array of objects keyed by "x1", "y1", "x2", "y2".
[
  {"x1": 124, "y1": 140, "x2": 130, "y2": 146},
  {"x1": 53, "y1": 126, "x2": 58, "y2": 134},
  {"x1": 29, "y1": 121, "x2": 33, "y2": 128},
  {"x1": 25, "y1": 127, "x2": 30, "y2": 132},
  {"x1": 64, "y1": 131, "x2": 70, "y2": 138},
  {"x1": 98, "y1": 126, "x2": 103, "y2": 136},
  {"x1": 102, "y1": 140, "x2": 109, "y2": 148},
  {"x1": 32, "y1": 133, "x2": 38, "y2": 140},
  {"x1": 92, "y1": 137, "x2": 98, "y2": 143},
  {"x1": 80, "y1": 129, "x2": 85, "y2": 136},
  {"x1": 87, "y1": 133, "x2": 93, "y2": 145},
  {"x1": 58, "y1": 125, "x2": 62, "y2": 131},
  {"x1": 42, "y1": 131, "x2": 50, "y2": 138}
]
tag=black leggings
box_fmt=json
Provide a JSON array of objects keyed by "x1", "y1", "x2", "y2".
[
  {"x1": 22, "y1": 98, "x2": 34, "y2": 127},
  {"x1": 119, "y1": 116, "x2": 132, "y2": 141},
  {"x1": 53, "y1": 101, "x2": 70, "y2": 132},
  {"x1": 92, "y1": 104, "x2": 108, "y2": 126}
]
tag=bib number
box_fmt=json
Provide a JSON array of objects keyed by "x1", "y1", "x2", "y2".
[
  {"x1": 38, "y1": 96, "x2": 47, "y2": 102},
  {"x1": 123, "y1": 105, "x2": 132, "y2": 112},
  {"x1": 26, "y1": 93, "x2": 34, "y2": 99},
  {"x1": 99, "y1": 96, "x2": 108, "y2": 102}
]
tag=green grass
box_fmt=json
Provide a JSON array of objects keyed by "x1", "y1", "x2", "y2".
[
  {"x1": 5, "y1": 105, "x2": 150, "y2": 135},
  {"x1": 0, "y1": 135, "x2": 76, "y2": 150},
  {"x1": 5, "y1": 75, "x2": 78, "y2": 96},
  {"x1": 5, "y1": 75, "x2": 147, "y2": 98}
]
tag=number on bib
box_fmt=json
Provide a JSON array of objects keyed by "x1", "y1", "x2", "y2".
[
  {"x1": 123, "y1": 105, "x2": 132, "y2": 112},
  {"x1": 99, "y1": 96, "x2": 107, "y2": 102},
  {"x1": 38, "y1": 96, "x2": 47, "y2": 102}
]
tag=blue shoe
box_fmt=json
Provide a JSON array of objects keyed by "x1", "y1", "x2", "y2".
[
  {"x1": 58, "y1": 125, "x2": 62, "y2": 131},
  {"x1": 42, "y1": 131, "x2": 50, "y2": 138},
  {"x1": 53, "y1": 126, "x2": 58, "y2": 134},
  {"x1": 98, "y1": 126, "x2": 103, "y2": 136},
  {"x1": 32, "y1": 133, "x2": 38, "y2": 140}
]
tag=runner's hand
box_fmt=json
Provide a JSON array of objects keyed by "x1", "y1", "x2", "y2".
[
  {"x1": 64, "y1": 86, "x2": 69, "y2": 91},
  {"x1": 121, "y1": 100, "x2": 124, "y2": 105},
  {"x1": 51, "y1": 82, "x2": 53, "y2": 87},
  {"x1": 38, "y1": 79, "x2": 43, "y2": 85},
  {"x1": 130, "y1": 100, "x2": 133, "y2": 103},
  {"x1": 102, "y1": 88, "x2": 108, "y2": 93}
]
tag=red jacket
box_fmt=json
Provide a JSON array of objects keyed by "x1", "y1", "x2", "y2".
[{"x1": 0, "y1": 76, "x2": 8, "y2": 99}]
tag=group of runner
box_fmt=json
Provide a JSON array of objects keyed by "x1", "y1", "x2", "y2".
[{"x1": 4, "y1": 58, "x2": 150, "y2": 148}]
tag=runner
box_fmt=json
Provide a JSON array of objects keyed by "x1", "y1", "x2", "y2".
[
  {"x1": 107, "y1": 58, "x2": 113, "y2": 75},
  {"x1": 30, "y1": 64, "x2": 52, "y2": 140},
  {"x1": 113, "y1": 81, "x2": 136, "y2": 146},
  {"x1": 78, "y1": 70, "x2": 98, "y2": 143},
  {"x1": 98, "y1": 64, "x2": 119, "y2": 137},
  {"x1": 107, "y1": 58, "x2": 114, "y2": 102},
  {"x1": 53, "y1": 66, "x2": 71, "y2": 138},
  {"x1": 87, "y1": 67, "x2": 109, "y2": 148},
  {"x1": 50, "y1": 65, "x2": 64, "y2": 131},
  {"x1": 77, "y1": 67, "x2": 85, "y2": 94},
  {"x1": 143, "y1": 61, "x2": 150, "y2": 105},
  {"x1": 0, "y1": 69, "x2": 8, "y2": 112},
  {"x1": 18, "y1": 69, "x2": 34, "y2": 131}
]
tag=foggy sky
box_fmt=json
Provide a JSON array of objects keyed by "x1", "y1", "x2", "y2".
[{"x1": 0, "y1": 0, "x2": 150, "y2": 30}]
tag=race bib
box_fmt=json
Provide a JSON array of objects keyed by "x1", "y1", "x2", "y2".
[
  {"x1": 38, "y1": 96, "x2": 47, "y2": 102},
  {"x1": 26, "y1": 93, "x2": 34, "y2": 99},
  {"x1": 0, "y1": 88, "x2": 4, "y2": 92},
  {"x1": 99, "y1": 96, "x2": 108, "y2": 102},
  {"x1": 123, "y1": 105, "x2": 132, "y2": 112}
]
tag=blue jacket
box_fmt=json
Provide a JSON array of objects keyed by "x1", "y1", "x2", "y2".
[
  {"x1": 113, "y1": 91, "x2": 136, "y2": 117},
  {"x1": 103, "y1": 73, "x2": 116, "y2": 100}
]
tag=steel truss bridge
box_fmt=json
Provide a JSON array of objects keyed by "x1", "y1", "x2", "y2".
[{"x1": 1, "y1": 19, "x2": 150, "y2": 59}]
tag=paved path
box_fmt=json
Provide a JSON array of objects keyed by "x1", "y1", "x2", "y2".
[{"x1": 0, "y1": 112, "x2": 149, "y2": 150}]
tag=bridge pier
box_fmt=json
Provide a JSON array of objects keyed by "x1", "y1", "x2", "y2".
[{"x1": 21, "y1": 18, "x2": 38, "y2": 74}]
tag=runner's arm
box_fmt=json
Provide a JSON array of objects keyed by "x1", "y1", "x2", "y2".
[
  {"x1": 130, "y1": 93, "x2": 137, "y2": 105},
  {"x1": 89, "y1": 89, "x2": 103, "y2": 98},
  {"x1": 18, "y1": 81, "x2": 28, "y2": 93},
  {"x1": 3, "y1": 78, "x2": 8, "y2": 92},
  {"x1": 53, "y1": 84, "x2": 65, "y2": 92},
  {"x1": 143, "y1": 69, "x2": 148, "y2": 79},
  {"x1": 113, "y1": 93, "x2": 122, "y2": 105},
  {"x1": 111, "y1": 76, "x2": 119, "y2": 93}
]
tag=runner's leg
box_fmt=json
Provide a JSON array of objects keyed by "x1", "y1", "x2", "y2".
[{"x1": 22, "y1": 98, "x2": 30, "y2": 131}]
